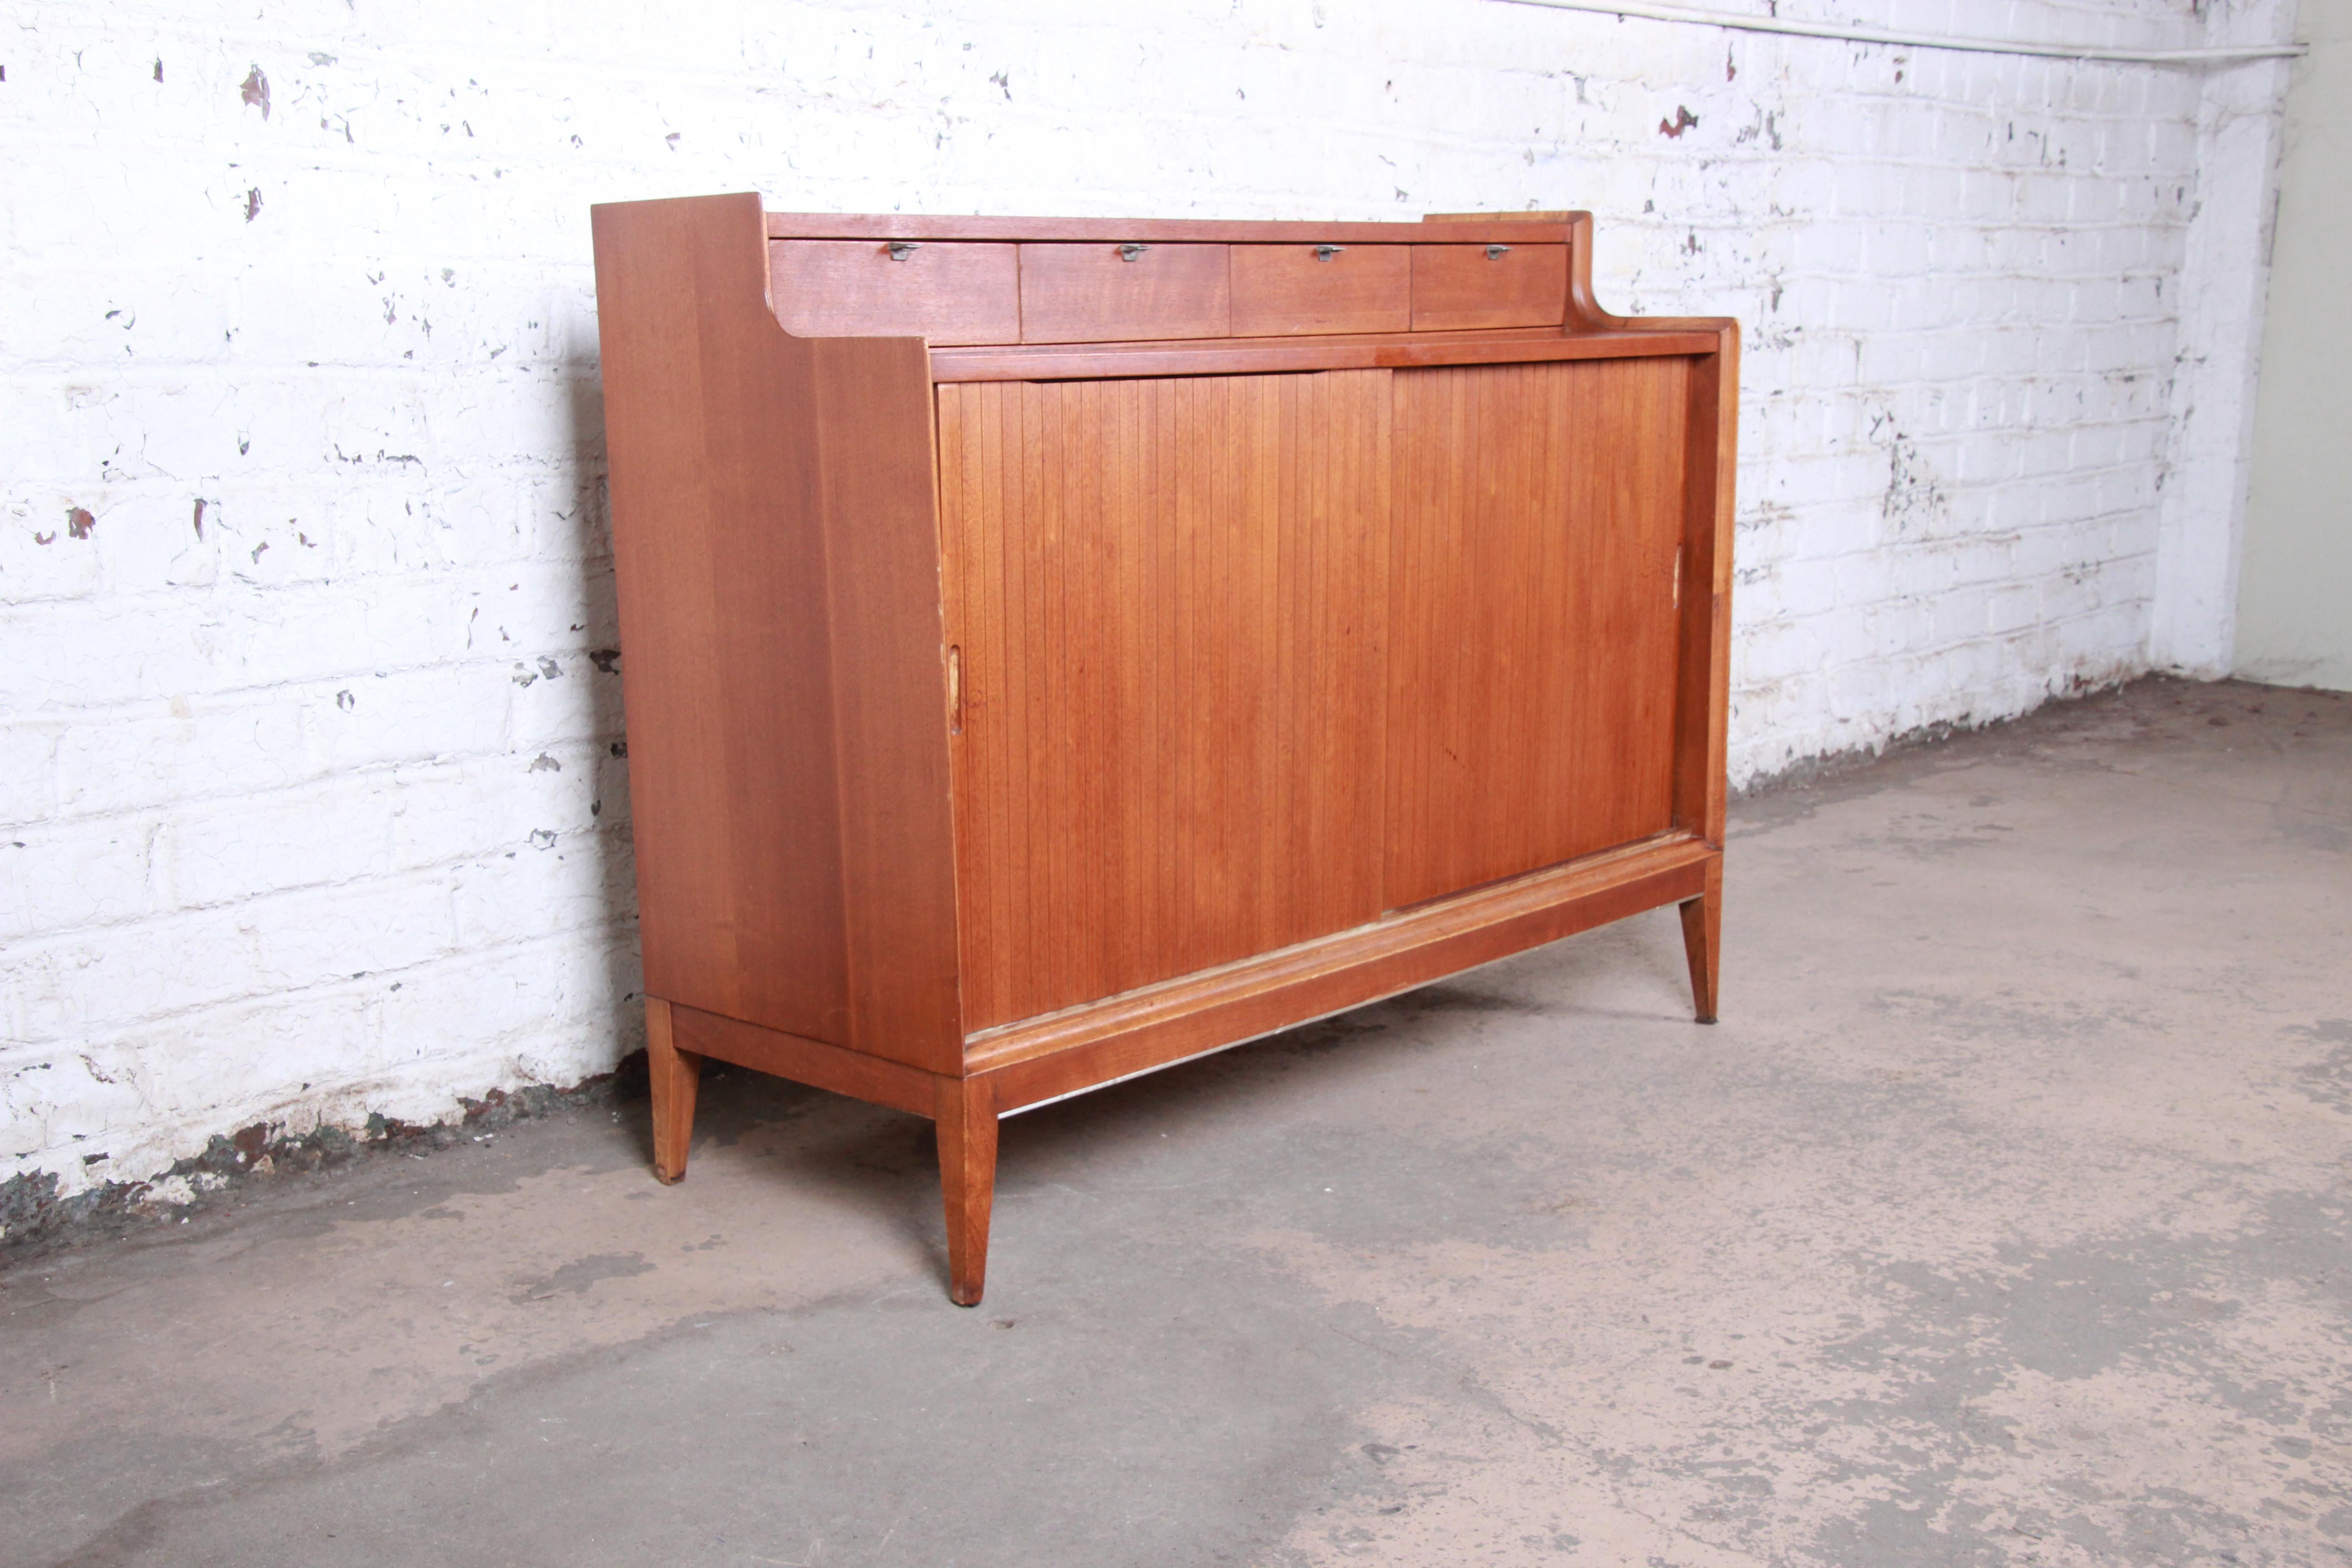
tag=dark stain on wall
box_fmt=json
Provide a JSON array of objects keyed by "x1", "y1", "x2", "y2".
[{"x1": 0, "y1": 1057, "x2": 651, "y2": 1263}]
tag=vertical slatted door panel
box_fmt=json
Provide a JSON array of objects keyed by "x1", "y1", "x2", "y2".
[
  {"x1": 1384, "y1": 358, "x2": 1690, "y2": 911},
  {"x1": 939, "y1": 370, "x2": 1390, "y2": 1033}
]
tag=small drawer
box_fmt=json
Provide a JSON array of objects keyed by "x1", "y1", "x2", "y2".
[
  {"x1": 769, "y1": 240, "x2": 1020, "y2": 345},
  {"x1": 1230, "y1": 244, "x2": 1411, "y2": 337},
  {"x1": 1410, "y1": 243, "x2": 1568, "y2": 330},
  {"x1": 1019, "y1": 243, "x2": 1230, "y2": 343}
]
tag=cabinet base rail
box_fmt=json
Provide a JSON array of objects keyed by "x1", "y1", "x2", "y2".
[{"x1": 643, "y1": 833, "x2": 1723, "y2": 1306}]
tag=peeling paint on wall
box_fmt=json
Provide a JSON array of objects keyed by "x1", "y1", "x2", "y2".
[{"x1": 0, "y1": 1056, "x2": 646, "y2": 1254}]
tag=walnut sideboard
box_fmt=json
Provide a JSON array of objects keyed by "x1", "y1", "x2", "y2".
[{"x1": 589, "y1": 192, "x2": 1736, "y2": 1306}]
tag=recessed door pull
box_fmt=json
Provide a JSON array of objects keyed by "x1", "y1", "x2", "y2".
[
  {"x1": 1486, "y1": 243, "x2": 1511, "y2": 260},
  {"x1": 1119, "y1": 243, "x2": 1150, "y2": 262},
  {"x1": 887, "y1": 241, "x2": 922, "y2": 261},
  {"x1": 1315, "y1": 244, "x2": 1345, "y2": 261}
]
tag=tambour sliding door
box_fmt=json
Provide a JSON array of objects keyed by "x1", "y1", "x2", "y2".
[
  {"x1": 938, "y1": 354, "x2": 1691, "y2": 1028},
  {"x1": 937, "y1": 370, "x2": 1392, "y2": 1031},
  {"x1": 1382, "y1": 358, "x2": 1690, "y2": 909}
]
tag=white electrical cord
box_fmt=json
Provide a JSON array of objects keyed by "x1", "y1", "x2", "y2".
[{"x1": 1494, "y1": 0, "x2": 2307, "y2": 64}]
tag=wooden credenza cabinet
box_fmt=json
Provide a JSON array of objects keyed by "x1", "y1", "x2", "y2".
[{"x1": 590, "y1": 193, "x2": 1735, "y2": 1305}]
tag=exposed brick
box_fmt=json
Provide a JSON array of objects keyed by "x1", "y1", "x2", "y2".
[{"x1": 0, "y1": 0, "x2": 2295, "y2": 1207}]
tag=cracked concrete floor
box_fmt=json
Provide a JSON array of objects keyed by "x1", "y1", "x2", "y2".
[{"x1": 3, "y1": 676, "x2": 2348, "y2": 1568}]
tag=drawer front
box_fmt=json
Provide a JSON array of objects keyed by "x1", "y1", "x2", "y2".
[
  {"x1": 1230, "y1": 244, "x2": 1411, "y2": 337},
  {"x1": 769, "y1": 240, "x2": 1019, "y2": 345},
  {"x1": 1409, "y1": 243, "x2": 1568, "y2": 330},
  {"x1": 1019, "y1": 243, "x2": 1230, "y2": 343}
]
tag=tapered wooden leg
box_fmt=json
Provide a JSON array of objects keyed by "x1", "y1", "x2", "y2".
[
  {"x1": 935, "y1": 1075, "x2": 999, "y2": 1307},
  {"x1": 646, "y1": 996, "x2": 702, "y2": 1184},
  {"x1": 1678, "y1": 858, "x2": 1723, "y2": 1025}
]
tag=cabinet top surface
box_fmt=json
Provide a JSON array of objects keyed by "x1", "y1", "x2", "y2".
[{"x1": 763, "y1": 211, "x2": 1581, "y2": 245}]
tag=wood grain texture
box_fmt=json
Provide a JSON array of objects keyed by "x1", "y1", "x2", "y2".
[
  {"x1": 771, "y1": 214, "x2": 1574, "y2": 245},
  {"x1": 769, "y1": 240, "x2": 1019, "y2": 344},
  {"x1": 1019, "y1": 243, "x2": 1230, "y2": 343},
  {"x1": 592, "y1": 194, "x2": 846, "y2": 1042},
  {"x1": 930, "y1": 329, "x2": 1717, "y2": 383},
  {"x1": 668, "y1": 1002, "x2": 942, "y2": 1119},
  {"x1": 937, "y1": 370, "x2": 1392, "y2": 1031},
  {"x1": 1672, "y1": 331, "x2": 1740, "y2": 849},
  {"x1": 1547, "y1": 211, "x2": 1743, "y2": 848},
  {"x1": 1679, "y1": 854, "x2": 1722, "y2": 1024},
  {"x1": 936, "y1": 1075, "x2": 999, "y2": 1306},
  {"x1": 1230, "y1": 244, "x2": 1411, "y2": 336},
  {"x1": 808, "y1": 333, "x2": 967, "y2": 1069},
  {"x1": 1410, "y1": 244, "x2": 1568, "y2": 330},
  {"x1": 1422, "y1": 211, "x2": 1581, "y2": 222},
  {"x1": 644, "y1": 996, "x2": 701, "y2": 1184},
  {"x1": 590, "y1": 193, "x2": 962, "y2": 1072},
  {"x1": 1383, "y1": 358, "x2": 1691, "y2": 908},
  {"x1": 973, "y1": 837, "x2": 1717, "y2": 1109},
  {"x1": 599, "y1": 199, "x2": 1739, "y2": 1302}
]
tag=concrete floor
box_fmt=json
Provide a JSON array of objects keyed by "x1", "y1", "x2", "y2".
[{"x1": 3, "y1": 676, "x2": 2348, "y2": 1568}]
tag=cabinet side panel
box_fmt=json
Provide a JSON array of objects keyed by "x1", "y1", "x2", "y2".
[
  {"x1": 1671, "y1": 332, "x2": 1739, "y2": 847},
  {"x1": 590, "y1": 194, "x2": 850, "y2": 1040},
  {"x1": 939, "y1": 370, "x2": 1389, "y2": 1031},
  {"x1": 1385, "y1": 358, "x2": 1689, "y2": 909},
  {"x1": 810, "y1": 337, "x2": 965, "y2": 1071}
]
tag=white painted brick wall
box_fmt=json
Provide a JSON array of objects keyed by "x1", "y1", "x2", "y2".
[{"x1": 0, "y1": 0, "x2": 2295, "y2": 1208}]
